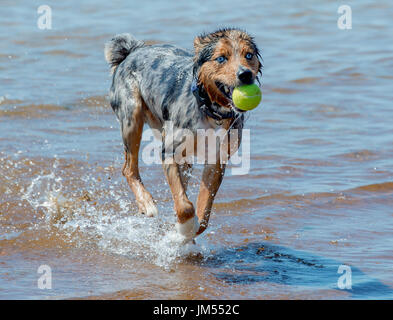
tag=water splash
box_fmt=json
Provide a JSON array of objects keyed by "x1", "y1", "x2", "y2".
[{"x1": 21, "y1": 159, "x2": 211, "y2": 269}]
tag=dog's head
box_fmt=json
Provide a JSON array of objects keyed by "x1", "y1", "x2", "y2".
[{"x1": 193, "y1": 28, "x2": 262, "y2": 110}]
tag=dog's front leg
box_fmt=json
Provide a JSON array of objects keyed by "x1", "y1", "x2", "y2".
[
  {"x1": 196, "y1": 162, "x2": 226, "y2": 235},
  {"x1": 162, "y1": 161, "x2": 199, "y2": 240}
]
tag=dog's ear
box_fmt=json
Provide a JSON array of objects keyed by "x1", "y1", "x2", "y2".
[
  {"x1": 193, "y1": 36, "x2": 206, "y2": 55},
  {"x1": 193, "y1": 34, "x2": 213, "y2": 79},
  {"x1": 255, "y1": 46, "x2": 263, "y2": 76}
]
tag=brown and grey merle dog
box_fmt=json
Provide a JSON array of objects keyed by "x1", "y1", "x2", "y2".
[{"x1": 105, "y1": 28, "x2": 262, "y2": 241}]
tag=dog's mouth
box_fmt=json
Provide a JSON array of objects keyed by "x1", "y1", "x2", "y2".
[
  {"x1": 215, "y1": 81, "x2": 246, "y2": 113},
  {"x1": 216, "y1": 81, "x2": 234, "y2": 99}
]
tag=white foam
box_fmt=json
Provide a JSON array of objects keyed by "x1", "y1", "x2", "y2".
[{"x1": 22, "y1": 164, "x2": 213, "y2": 268}]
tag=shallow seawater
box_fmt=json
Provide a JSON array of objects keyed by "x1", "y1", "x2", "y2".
[{"x1": 1, "y1": 0, "x2": 393, "y2": 299}]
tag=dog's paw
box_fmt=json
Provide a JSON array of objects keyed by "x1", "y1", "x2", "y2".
[
  {"x1": 176, "y1": 215, "x2": 199, "y2": 241},
  {"x1": 137, "y1": 201, "x2": 158, "y2": 217},
  {"x1": 145, "y1": 202, "x2": 158, "y2": 217}
]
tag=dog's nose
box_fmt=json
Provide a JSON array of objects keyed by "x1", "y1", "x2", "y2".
[{"x1": 237, "y1": 67, "x2": 253, "y2": 84}]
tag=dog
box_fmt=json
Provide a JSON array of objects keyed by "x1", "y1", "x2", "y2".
[{"x1": 105, "y1": 28, "x2": 262, "y2": 241}]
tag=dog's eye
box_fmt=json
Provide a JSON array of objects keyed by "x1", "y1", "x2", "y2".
[
  {"x1": 245, "y1": 53, "x2": 253, "y2": 60},
  {"x1": 216, "y1": 56, "x2": 227, "y2": 64}
]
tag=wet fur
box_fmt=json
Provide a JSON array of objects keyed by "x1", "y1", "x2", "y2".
[{"x1": 105, "y1": 28, "x2": 262, "y2": 239}]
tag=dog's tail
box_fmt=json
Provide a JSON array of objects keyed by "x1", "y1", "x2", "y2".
[{"x1": 104, "y1": 33, "x2": 144, "y2": 73}]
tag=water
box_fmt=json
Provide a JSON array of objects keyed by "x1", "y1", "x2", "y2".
[{"x1": 1, "y1": 0, "x2": 393, "y2": 299}]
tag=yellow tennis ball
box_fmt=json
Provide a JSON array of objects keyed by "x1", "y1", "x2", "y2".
[{"x1": 232, "y1": 84, "x2": 262, "y2": 111}]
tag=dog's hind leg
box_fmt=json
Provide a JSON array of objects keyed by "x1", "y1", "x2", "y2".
[{"x1": 120, "y1": 88, "x2": 158, "y2": 217}]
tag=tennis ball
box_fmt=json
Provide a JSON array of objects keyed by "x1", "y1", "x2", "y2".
[{"x1": 232, "y1": 84, "x2": 262, "y2": 111}]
